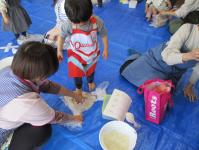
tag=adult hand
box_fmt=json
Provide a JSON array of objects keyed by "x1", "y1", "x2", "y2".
[
  {"x1": 182, "y1": 49, "x2": 199, "y2": 62},
  {"x1": 184, "y1": 83, "x2": 197, "y2": 102},
  {"x1": 73, "y1": 93, "x2": 85, "y2": 104},
  {"x1": 53, "y1": 112, "x2": 83, "y2": 124},
  {"x1": 62, "y1": 114, "x2": 83, "y2": 123}
]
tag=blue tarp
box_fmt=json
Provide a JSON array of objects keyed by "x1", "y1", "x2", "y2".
[{"x1": 0, "y1": 0, "x2": 199, "y2": 150}]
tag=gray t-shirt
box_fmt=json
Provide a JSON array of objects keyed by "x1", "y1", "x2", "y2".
[
  {"x1": 60, "y1": 16, "x2": 107, "y2": 39},
  {"x1": 161, "y1": 24, "x2": 199, "y2": 84}
]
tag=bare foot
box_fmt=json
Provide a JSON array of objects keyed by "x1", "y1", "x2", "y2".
[{"x1": 88, "y1": 82, "x2": 96, "y2": 91}]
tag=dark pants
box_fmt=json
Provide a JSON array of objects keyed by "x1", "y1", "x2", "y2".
[
  {"x1": 74, "y1": 72, "x2": 95, "y2": 89},
  {"x1": 9, "y1": 124, "x2": 52, "y2": 150},
  {"x1": 14, "y1": 31, "x2": 27, "y2": 39},
  {"x1": 97, "y1": 0, "x2": 102, "y2": 7}
]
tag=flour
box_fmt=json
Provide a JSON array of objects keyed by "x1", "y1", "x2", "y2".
[
  {"x1": 63, "y1": 92, "x2": 97, "y2": 115},
  {"x1": 102, "y1": 130, "x2": 130, "y2": 150}
]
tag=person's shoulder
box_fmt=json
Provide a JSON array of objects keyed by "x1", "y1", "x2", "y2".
[{"x1": 61, "y1": 19, "x2": 72, "y2": 31}]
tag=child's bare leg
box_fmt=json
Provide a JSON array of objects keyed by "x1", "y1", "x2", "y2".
[
  {"x1": 74, "y1": 77, "x2": 83, "y2": 96},
  {"x1": 88, "y1": 82, "x2": 96, "y2": 91},
  {"x1": 152, "y1": 6, "x2": 158, "y2": 16},
  {"x1": 87, "y1": 72, "x2": 95, "y2": 91},
  {"x1": 146, "y1": 7, "x2": 153, "y2": 21},
  {"x1": 75, "y1": 88, "x2": 83, "y2": 97}
]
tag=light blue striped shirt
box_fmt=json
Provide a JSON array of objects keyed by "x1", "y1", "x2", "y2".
[{"x1": 0, "y1": 67, "x2": 32, "y2": 146}]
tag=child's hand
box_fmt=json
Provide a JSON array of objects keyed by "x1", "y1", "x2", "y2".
[
  {"x1": 3, "y1": 16, "x2": 9, "y2": 24},
  {"x1": 103, "y1": 50, "x2": 108, "y2": 60},
  {"x1": 184, "y1": 83, "x2": 197, "y2": 102},
  {"x1": 57, "y1": 51, "x2": 63, "y2": 62}
]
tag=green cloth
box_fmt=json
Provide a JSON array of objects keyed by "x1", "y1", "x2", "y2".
[{"x1": 169, "y1": 18, "x2": 184, "y2": 34}]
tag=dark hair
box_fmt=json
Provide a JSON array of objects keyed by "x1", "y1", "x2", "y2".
[
  {"x1": 11, "y1": 41, "x2": 59, "y2": 80},
  {"x1": 183, "y1": 11, "x2": 199, "y2": 25},
  {"x1": 64, "y1": 0, "x2": 93, "y2": 23}
]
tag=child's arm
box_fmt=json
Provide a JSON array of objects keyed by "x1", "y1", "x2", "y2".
[
  {"x1": 145, "y1": 0, "x2": 151, "y2": 13},
  {"x1": 152, "y1": 6, "x2": 158, "y2": 16},
  {"x1": 57, "y1": 21, "x2": 72, "y2": 62},
  {"x1": 57, "y1": 35, "x2": 64, "y2": 62},
  {"x1": 145, "y1": 3, "x2": 149, "y2": 13},
  {"x1": 95, "y1": 16, "x2": 109, "y2": 59},
  {"x1": 102, "y1": 35, "x2": 108, "y2": 59}
]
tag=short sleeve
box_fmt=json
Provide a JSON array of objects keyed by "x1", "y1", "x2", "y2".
[
  {"x1": 0, "y1": 92, "x2": 55, "y2": 127},
  {"x1": 60, "y1": 20, "x2": 72, "y2": 39},
  {"x1": 95, "y1": 16, "x2": 108, "y2": 37}
]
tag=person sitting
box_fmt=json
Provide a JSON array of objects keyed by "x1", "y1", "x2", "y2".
[
  {"x1": 120, "y1": 20, "x2": 199, "y2": 102},
  {"x1": 45, "y1": 0, "x2": 68, "y2": 48},
  {"x1": 160, "y1": 0, "x2": 199, "y2": 34},
  {"x1": 0, "y1": 41, "x2": 83, "y2": 150}
]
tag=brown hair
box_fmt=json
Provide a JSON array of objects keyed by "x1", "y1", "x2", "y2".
[{"x1": 11, "y1": 41, "x2": 59, "y2": 80}]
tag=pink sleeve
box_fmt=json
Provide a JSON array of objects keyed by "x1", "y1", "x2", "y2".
[{"x1": 0, "y1": 92, "x2": 55, "y2": 126}]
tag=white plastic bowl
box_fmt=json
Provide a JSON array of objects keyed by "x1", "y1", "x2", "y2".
[{"x1": 99, "y1": 121, "x2": 137, "y2": 150}]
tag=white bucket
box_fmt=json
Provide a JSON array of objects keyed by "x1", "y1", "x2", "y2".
[{"x1": 99, "y1": 121, "x2": 137, "y2": 150}]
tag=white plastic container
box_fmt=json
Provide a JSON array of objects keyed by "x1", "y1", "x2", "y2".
[
  {"x1": 129, "y1": 0, "x2": 137, "y2": 8},
  {"x1": 99, "y1": 121, "x2": 137, "y2": 150}
]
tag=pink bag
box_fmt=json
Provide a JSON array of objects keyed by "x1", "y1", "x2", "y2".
[{"x1": 137, "y1": 79, "x2": 174, "y2": 124}]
